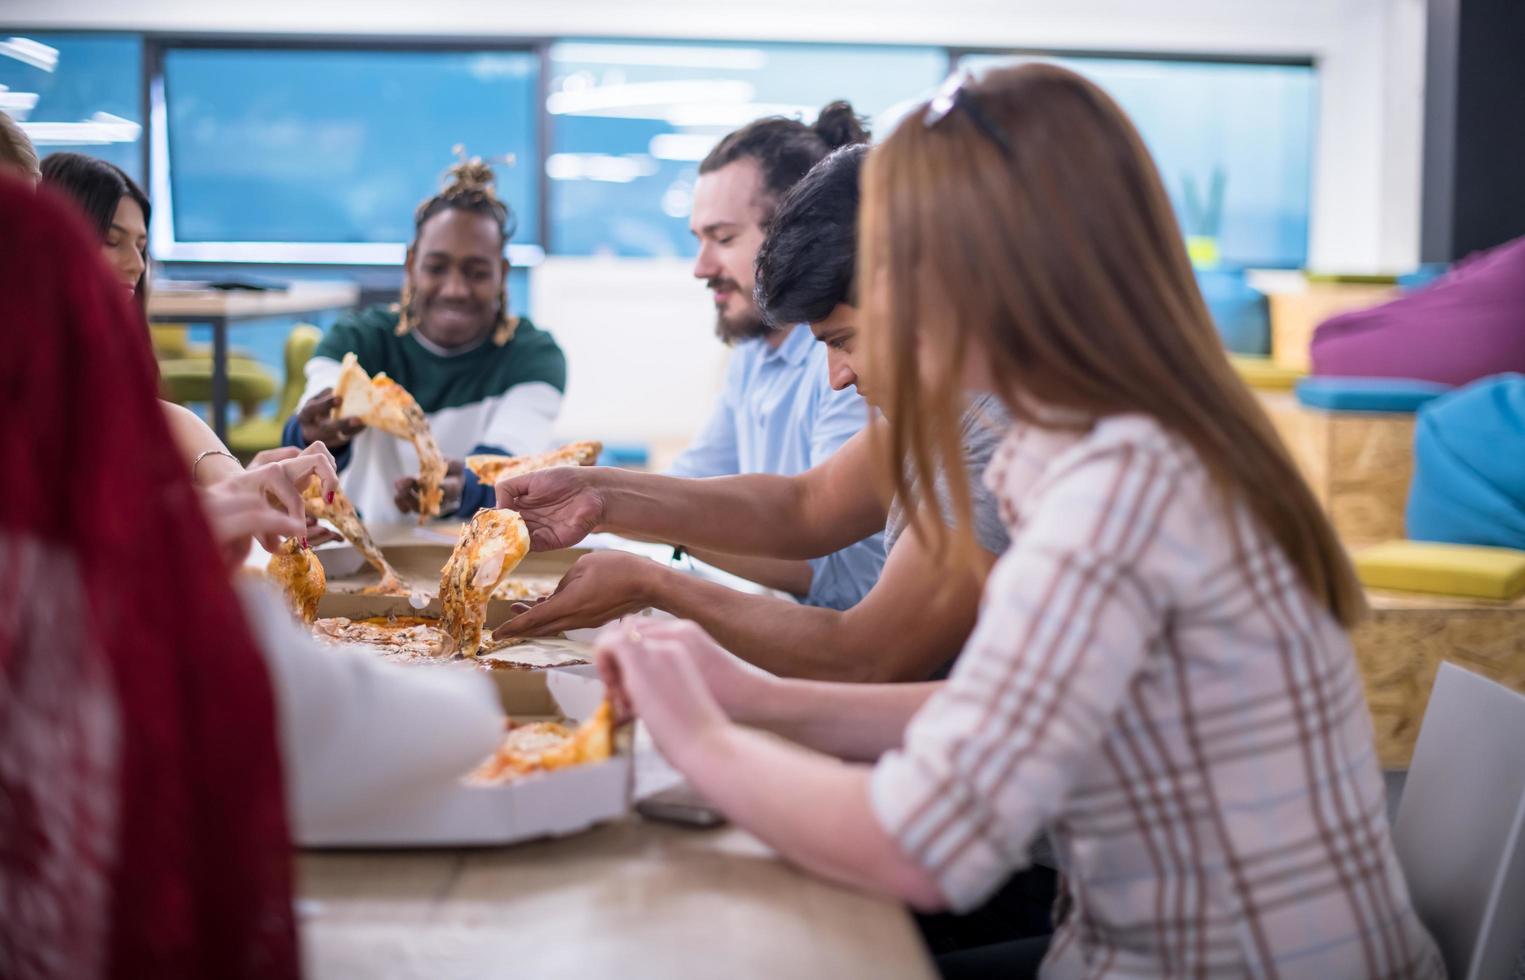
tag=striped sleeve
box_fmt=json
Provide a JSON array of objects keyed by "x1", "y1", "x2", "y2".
[{"x1": 870, "y1": 438, "x2": 1188, "y2": 911}]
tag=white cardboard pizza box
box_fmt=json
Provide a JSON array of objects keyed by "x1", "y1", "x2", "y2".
[
  {"x1": 313, "y1": 591, "x2": 597, "y2": 709},
  {"x1": 297, "y1": 668, "x2": 631, "y2": 849}
]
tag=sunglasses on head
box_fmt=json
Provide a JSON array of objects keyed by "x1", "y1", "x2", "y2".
[{"x1": 924, "y1": 70, "x2": 1013, "y2": 158}]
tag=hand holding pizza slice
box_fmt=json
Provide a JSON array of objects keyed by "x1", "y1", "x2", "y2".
[
  {"x1": 333, "y1": 352, "x2": 448, "y2": 524},
  {"x1": 301, "y1": 480, "x2": 408, "y2": 595}
]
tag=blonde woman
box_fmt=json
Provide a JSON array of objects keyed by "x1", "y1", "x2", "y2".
[
  {"x1": 528, "y1": 65, "x2": 1442, "y2": 978},
  {"x1": 0, "y1": 110, "x2": 40, "y2": 185}
]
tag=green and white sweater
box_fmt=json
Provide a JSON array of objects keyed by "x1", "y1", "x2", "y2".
[{"x1": 283, "y1": 305, "x2": 567, "y2": 523}]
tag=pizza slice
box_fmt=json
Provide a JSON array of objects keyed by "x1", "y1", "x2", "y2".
[
  {"x1": 438, "y1": 508, "x2": 530, "y2": 657},
  {"x1": 468, "y1": 700, "x2": 614, "y2": 783},
  {"x1": 267, "y1": 537, "x2": 326, "y2": 624},
  {"x1": 333, "y1": 352, "x2": 448, "y2": 523},
  {"x1": 465, "y1": 440, "x2": 603, "y2": 486},
  {"x1": 301, "y1": 481, "x2": 407, "y2": 595}
]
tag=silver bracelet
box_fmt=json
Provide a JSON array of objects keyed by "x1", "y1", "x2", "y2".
[{"x1": 192, "y1": 448, "x2": 239, "y2": 483}]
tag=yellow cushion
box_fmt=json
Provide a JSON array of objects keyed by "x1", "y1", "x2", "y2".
[
  {"x1": 1355, "y1": 540, "x2": 1525, "y2": 601},
  {"x1": 1229, "y1": 354, "x2": 1306, "y2": 391},
  {"x1": 150, "y1": 324, "x2": 191, "y2": 358},
  {"x1": 225, "y1": 417, "x2": 285, "y2": 459},
  {"x1": 158, "y1": 358, "x2": 278, "y2": 406}
]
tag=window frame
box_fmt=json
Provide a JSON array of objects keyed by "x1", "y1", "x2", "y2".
[
  {"x1": 143, "y1": 34, "x2": 552, "y2": 269},
  {"x1": 951, "y1": 45, "x2": 1319, "y2": 269},
  {"x1": 40, "y1": 32, "x2": 1322, "y2": 270}
]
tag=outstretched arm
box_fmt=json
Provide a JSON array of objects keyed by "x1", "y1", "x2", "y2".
[
  {"x1": 496, "y1": 425, "x2": 886, "y2": 558},
  {"x1": 497, "y1": 512, "x2": 986, "y2": 683}
]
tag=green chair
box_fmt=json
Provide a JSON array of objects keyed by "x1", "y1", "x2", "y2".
[
  {"x1": 225, "y1": 324, "x2": 324, "y2": 460},
  {"x1": 150, "y1": 322, "x2": 257, "y2": 362},
  {"x1": 158, "y1": 357, "x2": 277, "y2": 415}
]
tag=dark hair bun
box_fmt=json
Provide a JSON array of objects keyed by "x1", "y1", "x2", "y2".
[
  {"x1": 444, "y1": 156, "x2": 499, "y2": 197},
  {"x1": 813, "y1": 101, "x2": 870, "y2": 150}
]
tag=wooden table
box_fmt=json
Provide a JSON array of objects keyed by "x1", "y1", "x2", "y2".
[
  {"x1": 147, "y1": 281, "x2": 359, "y2": 440},
  {"x1": 298, "y1": 820, "x2": 936, "y2": 979}
]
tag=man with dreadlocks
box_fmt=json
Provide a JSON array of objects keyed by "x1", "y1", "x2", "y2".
[{"x1": 284, "y1": 156, "x2": 566, "y2": 522}]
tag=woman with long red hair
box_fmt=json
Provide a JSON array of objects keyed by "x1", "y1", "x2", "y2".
[{"x1": 1, "y1": 177, "x2": 501, "y2": 979}]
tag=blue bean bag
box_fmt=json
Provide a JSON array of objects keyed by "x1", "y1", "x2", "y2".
[
  {"x1": 1295, "y1": 377, "x2": 1452, "y2": 413},
  {"x1": 1406, "y1": 374, "x2": 1525, "y2": 550},
  {"x1": 1197, "y1": 269, "x2": 1270, "y2": 356},
  {"x1": 1398, "y1": 263, "x2": 1449, "y2": 292}
]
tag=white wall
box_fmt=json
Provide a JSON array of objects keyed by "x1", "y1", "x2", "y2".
[
  {"x1": 3, "y1": 0, "x2": 1431, "y2": 446},
  {"x1": 528, "y1": 257, "x2": 725, "y2": 455},
  {"x1": 1308, "y1": 0, "x2": 1428, "y2": 273}
]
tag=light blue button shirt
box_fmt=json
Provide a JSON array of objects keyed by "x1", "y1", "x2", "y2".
[{"x1": 668, "y1": 323, "x2": 885, "y2": 609}]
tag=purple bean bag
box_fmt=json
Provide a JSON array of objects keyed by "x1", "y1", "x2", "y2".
[{"x1": 1310, "y1": 235, "x2": 1525, "y2": 386}]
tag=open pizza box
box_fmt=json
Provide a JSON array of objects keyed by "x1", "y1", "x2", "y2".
[
  {"x1": 314, "y1": 590, "x2": 597, "y2": 709},
  {"x1": 297, "y1": 668, "x2": 632, "y2": 849},
  {"x1": 315, "y1": 534, "x2": 590, "y2": 600}
]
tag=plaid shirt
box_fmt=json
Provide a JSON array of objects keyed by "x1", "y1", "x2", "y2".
[{"x1": 871, "y1": 414, "x2": 1442, "y2": 978}]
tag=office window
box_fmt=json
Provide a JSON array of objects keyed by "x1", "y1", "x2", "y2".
[
  {"x1": 960, "y1": 53, "x2": 1317, "y2": 268},
  {"x1": 161, "y1": 47, "x2": 539, "y2": 257},
  {"x1": 547, "y1": 40, "x2": 948, "y2": 257},
  {"x1": 0, "y1": 32, "x2": 143, "y2": 180}
]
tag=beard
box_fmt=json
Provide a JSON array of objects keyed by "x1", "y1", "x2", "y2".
[
  {"x1": 708, "y1": 277, "x2": 773, "y2": 345},
  {"x1": 714, "y1": 307, "x2": 772, "y2": 345}
]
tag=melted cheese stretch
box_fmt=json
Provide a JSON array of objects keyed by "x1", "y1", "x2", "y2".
[
  {"x1": 268, "y1": 538, "x2": 326, "y2": 624},
  {"x1": 301, "y1": 481, "x2": 407, "y2": 595},
  {"x1": 334, "y1": 352, "x2": 448, "y2": 523},
  {"x1": 439, "y1": 509, "x2": 530, "y2": 657}
]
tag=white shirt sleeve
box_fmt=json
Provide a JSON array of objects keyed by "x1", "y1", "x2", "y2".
[
  {"x1": 477, "y1": 381, "x2": 564, "y2": 456},
  {"x1": 237, "y1": 580, "x2": 504, "y2": 835},
  {"x1": 299, "y1": 355, "x2": 344, "y2": 410}
]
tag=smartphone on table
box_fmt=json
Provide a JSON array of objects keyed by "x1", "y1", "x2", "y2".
[{"x1": 635, "y1": 783, "x2": 727, "y2": 829}]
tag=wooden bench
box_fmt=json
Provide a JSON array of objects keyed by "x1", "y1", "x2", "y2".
[
  {"x1": 1257, "y1": 391, "x2": 1415, "y2": 549},
  {"x1": 1264, "y1": 280, "x2": 1397, "y2": 371},
  {"x1": 1354, "y1": 587, "x2": 1525, "y2": 768}
]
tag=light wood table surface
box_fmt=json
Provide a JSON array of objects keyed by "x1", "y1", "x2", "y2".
[
  {"x1": 298, "y1": 819, "x2": 936, "y2": 979},
  {"x1": 147, "y1": 280, "x2": 359, "y2": 321}
]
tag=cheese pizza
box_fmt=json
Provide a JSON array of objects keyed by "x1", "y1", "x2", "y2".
[
  {"x1": 439, "y1": 508, "x2": 531, "y2": 657},
  {"x1": 469, "y1": 700, "x2": 614, "y2": 783},
  {"x1": 268, "y1": 536, "x2": 326, "y2": 624},
  {"x1": 465, "y1": 439, "x2": 603, "y2": 486},
  {"x1": 301, "y1": 480, "x2": 407, "y2": 595},
  {"x1": 333, "y1": 352, "x2": 448, "y2": 523}
]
